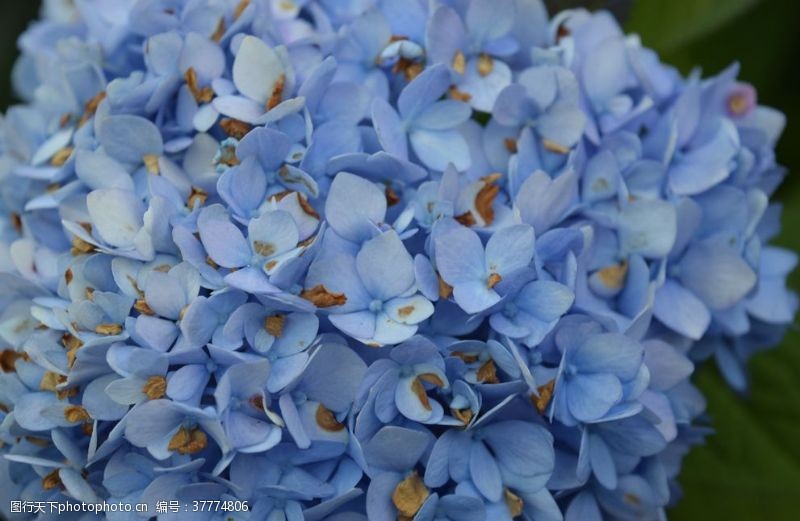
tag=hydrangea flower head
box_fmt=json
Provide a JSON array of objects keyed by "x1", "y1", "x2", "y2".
[{"x1": 0, "y1": 1, "x2": 795, "y2": 520}]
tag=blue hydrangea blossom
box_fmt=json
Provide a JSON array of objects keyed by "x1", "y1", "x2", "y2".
[{"x1": 0, "y1": 1, "x2": 796, "y2": 520}]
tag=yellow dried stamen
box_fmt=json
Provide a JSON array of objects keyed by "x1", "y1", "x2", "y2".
[
  {"x1": 187, "y1": 186, "x2": 208, "y2": 208},
  {"x1": 452, "y1": 51, "x2": 466, "y2": 74},
  {"x1": 25, "y1": 436, "x2": 50, "y2": 447},
  {"x1": 624, "y1": 493, "x2": 641, "y2": 506},
  {"x1": 67, "y1": 348, "x2": 79, "y2": 369},
  {"x1": 393, "y1": 58, "x2": 424, "y2": 81},
  {"x1": 10, "y1": 212, "x2": 22, "y2": 234},
  {"x1": 40, "y1": 371, "x2": 61, "y2": 392},
  {"x1": 62, "y1": 332, "x2": 83, "y2": 351},
  {"x1": 179, "y1": 306, "x2": 189, "y2": 321},
  {"x1": 143, "y1": 376, "x2": 167, "y2": 400},
  {"x1": 295, "y1": 193, "x2": 320, "y2": 219},
  {"x1": 71, "y1": 236, "x2": 96, "y2": 256},
  {"x1": 385, "y1": 186, "x2": 401, "y2": 207},
  {"x1": 64, "y1": 268, "x2": 73, "y2": 284},
  {"x1": 392, "y1": 472, "x2": 429, "y2": 519},
  {"x1": 78, "y1": 91, "x2": 106, "y2": 127},
  {"x1": 315, "y1": 404, "x2": 346, "y2": 432},
  {"x1": 220, "y1": 118, "x2": 252, "y2": 139},
  {"x1": 487, "y1": 273, "x2": 502, "y2": 289},
  {"x1": 95, "y1": 324, "x2": 123, "y2": 336},
  {"x1": 62, "y1": 332, "x2": 83, "y2": 369},
  {"x1": 0, "y1": 349, "x2": 28, "y2": 373},
  {"x1": 253, "y1": 240, "x2": 276, "y2": 257},
  {"x1": 168, "y1": 426, "x2": 208, "y2": 455},
  {"x1": 453, "y1": 408, "x2": 473, "y2": 425},
  {"x1": 505, "y1": 489, "x2": 524, "y2": 518},
  {"x1": 59, "y1": 113, "x2": 72, "y2": 128},
  {"x1": 532, "y1": 379, "x2": 555, "y2": 414},
  {"x1": 211, "y1": 17, "x2": 226, "y2": 42},
  {"x1": 449, "y1": 86, "x2": 472, "y2": 102},
  {"x1": 266, "y1": 74, "x2": 286, "y2": 111},
  {"x1": 216, "y1": 144, "x2": 240, "y2": 168},
  {"x1": 437, "y1": 274, "x2": 453, "y2": 299},
  {"x1": 184, "y1": 67, "x2": 214, "y2": 103},
  {"x1": 51, "y1": 146, "x2": 74, "y2": 167},
  {"x1": 411, "y1": 377, "x2": 431, "y2": 411},
  {"x1": 301, "y1": 285, "x2": 347, "y2": 308},
  {"x1": 134, "y1": 298, "x2": 155, "y2": 316},
  {"x1": 249, "y1": 394, "x2": 265, "y2": 411},
  {"x1": 57, "y1": 387, "x2": 79, "y2": 400},
  {"x1": 476, "y1": 359, "x2": 499, "y2": 384},
  {"x1": 418, "y1": 373, "x2": 445, "y2": 387},
  {"x1": 504, "y1": 138, "x2": 518, "y2": 153},
  {"x1": 477, "y1": 53, "x2": 494, "y2": 77},
  {"x1": 64, "y1": 405, "x2": 91, "y2": 423},
  {"x1": 206, "y1": 257, "x2": 219, "y2": 269},
  {"x1": 143, "y1": 154, "x2": 160, "y2": 174},
  {"x1": 475, "y1": 174, "x2": 502, "y2": 225},
  {"x1": 596, "y1": 260, "x2": 628, "y2": 291},
  {"x1": 542, "y1": 139, "x2": 569, "y2": 154},
  {"x1": 397, "y1": 305, "x2": 415, "y2": 319},
  {"x1": 727, "y1": 93, "x2": 749, "y2": 116},
  {"x1": 42, "y1": 469, "x2": 62, "y2": 490},
  {"x1": 233, "y1": 0, "x2": 250, "y2": 20},
  {"x1": 455, "y1": 211, "x2": 477, "y2": 227},
  {"x1": 85, "y1": 287, "x2": 95, "y2": 301},
  {"x1": 451, "y1": 351, "x2": 479, "y2": 364},
  {"x1": 265, "y1": 315, "x2": 285, "y2": 337}
]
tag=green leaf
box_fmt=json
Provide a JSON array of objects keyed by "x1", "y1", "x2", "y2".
[
  {"x1": 672, "y1": 331, "x2": 800, "y2": 520},
  {"x1": 626, "y1": 0, "x2": 761, "y2": 52}
]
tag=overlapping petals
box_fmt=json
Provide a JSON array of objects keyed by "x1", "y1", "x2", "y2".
[{"x1": 0, "y1": 1, "x2": 795, "y2": 520}]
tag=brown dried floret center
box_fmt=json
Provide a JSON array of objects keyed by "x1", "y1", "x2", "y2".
[
  {"x1": 168, "y1": 426, "x2": 208, "y2": 455},
  {"x1": 301, "y1": 285, "x2": 347, "y2": 307},
  {"x1": 392, "y1": 472, "x2": 429, "y2": 519},
  {"x1": 265, "y1": 314, "x2": 285, "y2": 337},
  {"x1": 315, "y1": 404, "x2": 346, "y2": 432},
  {"x1": 143, "y1": 376, "x2": 167, "y2": 400}
]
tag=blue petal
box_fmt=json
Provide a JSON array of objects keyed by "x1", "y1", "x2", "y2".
[
  {"x1": 197, "y1": 204, "x2": 250, "y2": 268},
  {"x1": 485, "y1": 224, "x2": 535, "y2": 276},
  {"x1": 679, "y1": 241, "x2": 757, "y2": 310},
  {"x1": 356, "y1": 231, "x2": 415, "y2": 301},
  {"x1": 409, "y1": 128, "x2": 471, "y2": 172},
  {"x1": 469, "y1": 441, "x2": 503, "y2": 502},
  {"x1": 566, "y1": 374, "x2": 622, "y2": 422},
  {"x1": 364, "y1": 426, "x2": 431, "y2": 473},
  {"x1": 571, "y1": 333, "x2": 643, "y2": 379},
  {"x1": 325, "y1": 172, "x2": 386, "y2": 243},
  {"x1": 87, "y1": 189, "x2": 145, "y2": 248},
  {"x1": 371, "y1": 97, "x2": 408, "y2": 160},
  {"x1": 653, "y1": 280, "x2": 711, "y2": 340},
  {"x1": 233, "y1": 36, "x2": 284, "y2": 105},
  {"x1": 98, "y1": 115, "x2": 163, "y2": 164},
  {"x1": 398, "y1": 64, "x2": 451, "y2": 120}
]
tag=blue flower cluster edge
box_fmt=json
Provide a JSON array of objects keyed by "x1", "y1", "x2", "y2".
[{"x1": 0, "y1": 1, "x2": 796, "y2": 520}]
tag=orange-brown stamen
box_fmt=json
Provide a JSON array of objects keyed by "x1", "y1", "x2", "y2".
[{"x1": 301, "y1": 285, "x2": 347, "y2": 307}]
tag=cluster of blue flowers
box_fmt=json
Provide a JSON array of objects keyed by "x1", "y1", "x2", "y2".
[{"x1": 0, "y1": 0, "x2": 796, "y2": 519}]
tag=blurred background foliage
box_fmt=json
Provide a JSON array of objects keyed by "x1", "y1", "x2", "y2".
[{"x1": 0, "y1": 1, "x2": 797, "y2": 520}]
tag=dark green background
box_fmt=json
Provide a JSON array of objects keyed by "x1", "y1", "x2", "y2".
[{"x1": 1, "y1": 1, "x2": 797, "y2": 519}]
